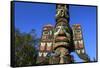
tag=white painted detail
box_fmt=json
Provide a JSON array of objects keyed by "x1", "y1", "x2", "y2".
[
  {"x1": 54, "y1": 26, "x2": 62, "y2": 36},
  {"x1": 72, "y1": 30, "x2": 75, "y2": 35},
  {"x1": 77, "y1": 50, "x2": 80, "y2": 54},
  {"x1": 54, "y1": 28, "x2": 60, "y2": 36},
  {"x1": 47, "y1": 42, "x2": 52, "y2": 47},
  {"x1": 66, "y1": 32, "x2": 70, "y2": 37},
  {"x1": 63, "y1": 28, "x2": 69, "y2": 36},
  {"x1": 41, "y1": 42, "x2": 45, "y2": 47},
  {"x1": 43, "y1": 52, "x2": 47, "y2": 57},
  {"x1": 39, "y1": 52, "x2": 42, "y2": 56},
  {"x1": 74, "y1": 41, "x2": 77, "y2": 45},
  {"x1": 82, "y1": 49, "x2": 85, "y2": 53},
  {"x1": 79, "y1": 40, "x2": 83, "y2": 44},
  {"x1": 50, "y1": 31, "x2": 52, "y2": 35}
]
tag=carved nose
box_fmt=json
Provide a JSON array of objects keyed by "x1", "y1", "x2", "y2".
[{"x1": 59, "y1": 29, "x2": 64, "y2": 34}]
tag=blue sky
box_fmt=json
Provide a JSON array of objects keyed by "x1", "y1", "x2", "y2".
[{"x1": 14, "y1": 2, "x2": 97, "y2": 62}]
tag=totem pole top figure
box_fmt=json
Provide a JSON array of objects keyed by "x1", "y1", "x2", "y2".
[{"x1": 56, "y1": 4, "x2": 69, "y2": 20}]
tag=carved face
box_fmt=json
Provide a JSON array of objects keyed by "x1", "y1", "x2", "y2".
[
  {"x1": 54, "y1": 47, "x2": 69, "y2": 59},
  {"x1": 56, "y1": 5, "x2": 66, "y2": 17},
  {"x1": 54, "y1": 25, "x2": 70, "y2": 36}
]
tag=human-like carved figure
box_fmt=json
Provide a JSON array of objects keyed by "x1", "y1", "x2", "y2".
[
  {"x1": 56, "y1": 5, "x2": 67, "y2": 18},
  {"x1": 37, "y1": 4, "x2": 90, "y2": 65}
]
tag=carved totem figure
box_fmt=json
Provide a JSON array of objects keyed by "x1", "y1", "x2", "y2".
[{"x1": 37, "y1": 4, "x2": 90, "y2": 65}]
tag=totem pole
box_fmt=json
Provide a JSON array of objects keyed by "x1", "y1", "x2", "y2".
[
  {"x1": 53, "y1": 4, "x2": 74, "y2": 64},
  {"x1": 37, "y1": 4, "x2": 90, "y2": 65},
  {"x1": 37, "y1": 24, "x2": 54, "y2": 64}
]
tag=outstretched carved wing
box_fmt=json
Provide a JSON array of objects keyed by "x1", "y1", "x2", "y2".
[{"x1": 72, "y1": 24, "x2": 90, "y2": 62}]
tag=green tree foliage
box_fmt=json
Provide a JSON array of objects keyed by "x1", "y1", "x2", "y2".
[{"x1": 15, "y1": 29, "x2": 39, "y2": 66}]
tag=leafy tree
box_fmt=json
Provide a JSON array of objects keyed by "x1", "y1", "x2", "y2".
[{"x1": 15, "y1": 29, "x2": 39, "y2": 66}]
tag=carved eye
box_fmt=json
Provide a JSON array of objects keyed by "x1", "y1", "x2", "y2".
[
  {"x1": 76, "y1": 30, "x2": 81, "y2": 33},
  {"x1": 43, "y1": 31, "x2": 49, "y2": 35},
  {"x1": 55, "y1": 28, "x2": 59, "y2": 32}
]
